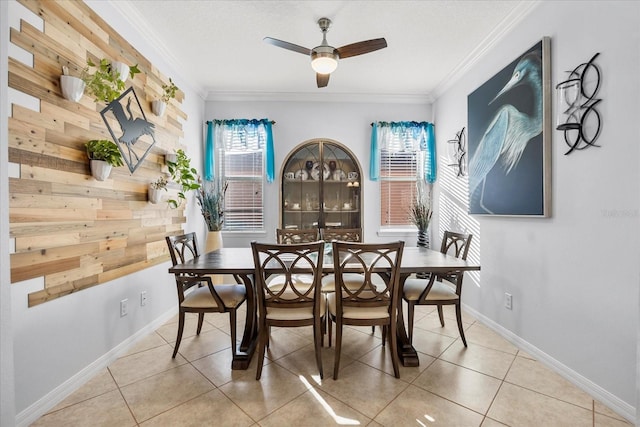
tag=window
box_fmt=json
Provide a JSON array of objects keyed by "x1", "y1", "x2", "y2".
[
  {"x1": 221, "y1": 150, "x2": 264, "y2": 230},
  {"x1": 380, "y1": 150, "x2": 418, "y2": 227},
  {"x1": 372, "y1": 121, "x2": 436, "y2": 229},
  {"x1": 213, "y1": 120, "x2": 272, "y2": 231}
]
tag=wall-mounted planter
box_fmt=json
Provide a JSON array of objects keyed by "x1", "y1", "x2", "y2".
[
  {"x1": 90, "y1": 160, "x2": 112, "y2": 181},
  {"x1": 148, "y1": 186, "x2": 163, "y2": 204},
  {"x1": 151, "y1": 99, "x2": 166, "y2": 117},
  {"x1": 60, "y1": 75, "x2": 85, "y2": 102},
  {"x1": 111, "y1": 61, "x2": 130, "y2": 82}
]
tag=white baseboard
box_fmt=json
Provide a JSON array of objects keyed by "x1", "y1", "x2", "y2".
[
  {"x1": 15, "y1": 309, "x2": 176, "y2": 427},
  {"x1": 463, "y1": 304, "x2": 636, "y2": 424}
]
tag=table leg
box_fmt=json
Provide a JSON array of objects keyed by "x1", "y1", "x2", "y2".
[
  {"x1": 232, "y1": 273, "x2": 258, "y2": 369},
  {"x1": 396, "y1": 274, "x2": 420, "y2": 367}
]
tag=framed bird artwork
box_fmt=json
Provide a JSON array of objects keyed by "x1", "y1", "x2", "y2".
[
  {"x1": 467, "y1": 37, "x2": 552, "y2": 217},
  {"x1": 100, "y1": 87, "x2": 157, "y2": 173}
]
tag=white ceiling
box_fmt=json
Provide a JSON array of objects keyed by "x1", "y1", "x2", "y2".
[{"x1": 113, "y1": 1, "x2": 536, "y2": 101}]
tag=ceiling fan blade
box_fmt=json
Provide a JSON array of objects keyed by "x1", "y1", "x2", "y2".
[
  {"x1": 263, "y1": 37, "x2": 311, "y2": 55},
  {"x1": 316, "y1": 73, "x2": 330, "y2": 88},
  {"x1": 336, "y1": 38, "x2": 387, "y2": 59}
]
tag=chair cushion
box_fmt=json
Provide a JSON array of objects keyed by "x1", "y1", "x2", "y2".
[
  {"x1": 327, "y1": 292, "x2": 390, "y2": 320},
  {"x1": 267, "y1": 274, "x2": 314, "y2": 293},
  {"x1": 266, "y1": 297, "x2": 326, "y2": 321},
  {"x1": 403, "y1": 279, "x2": 458, "y2": 302},
  {"x1": 182, "y1": 284, "x2": 246, "y2": 309},
  {"x1": 321, "y1": 273, "x2": 365, "y2": 293}
]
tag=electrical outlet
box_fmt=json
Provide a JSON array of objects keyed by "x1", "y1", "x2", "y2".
[
  {"x1": 140, "y1": 291, "x2": 147, "y2": 307},
  {"x1": 120, "y1": 299, "x2": 128, "y2": 317},
  {"x1": 504, "y1": 293, "x2": 513, "y2": 310}
]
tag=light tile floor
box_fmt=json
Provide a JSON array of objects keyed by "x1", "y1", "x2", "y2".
[{"x1": 32, "y1": 305, "x2": 632, "y2": 426}]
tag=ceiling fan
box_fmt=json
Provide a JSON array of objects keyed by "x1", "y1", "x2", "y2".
[{"x1": 263, "y1": 17, "x2": 387, "y2": 88}]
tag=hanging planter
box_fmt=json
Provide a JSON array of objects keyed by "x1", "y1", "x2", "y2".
[
  {"x1": 110, "y1": 61, "x2": 130, "y2": 82},
  {"x1": 85, "y1": 139, "x2": 123, "y2": 181},
  {"x1": 148, "y1": 176, "x2": 168, "y2": 204},
  {"x1": 60, "y1": 66, "x2": 86, "y2": 102},
  {"x1": 152, "y1": 78, "x2": 179, "y2": 117},
  {"x1": 151, "y1": 99, "x2": 166, "y2": 117}
]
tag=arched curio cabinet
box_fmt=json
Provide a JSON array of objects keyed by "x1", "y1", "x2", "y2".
[{"x1": 280, "y1": 139, "x2": 362, "y2": 238}]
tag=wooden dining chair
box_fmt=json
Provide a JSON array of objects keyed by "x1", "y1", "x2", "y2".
[
  {"x1": 322, "y1": 227, "x2": 362, "y2": 242},
  {"x1": 276, "y1": 228, "x2": 320, "y2": 244},
  {"x1": 251, "y1": 241, "x2": 326, "y2": 380},
  {"x1": 165, "y1": 233, "x2": 246, "y2": 359},
  {"x1": 328, "y1": 240, "x2": 405, "y2": 379},
  {"x1": 320, "y1": 228, "x2": 363, "y2": 346},
  {"x1": 402, "y1": 231, "x2": 473, "y2": 346}
]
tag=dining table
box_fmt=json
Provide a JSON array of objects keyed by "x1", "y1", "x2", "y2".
[{"x1": 168, "y1": 245, "x2": 480, "y2": 369}]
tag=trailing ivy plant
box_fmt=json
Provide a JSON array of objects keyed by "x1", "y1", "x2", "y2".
[
  {"x1": 161, "y1": 78, "x2": 179, "y2": 102},
  {"x1": 166, "y1": 149, "x2": 201, "y2": 208},
  {"x1": 83, "y1": 58, "x2": 141, "y2": 103}
]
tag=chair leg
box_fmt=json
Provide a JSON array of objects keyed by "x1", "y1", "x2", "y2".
[
  {"x1": 313, "y1": 318, "x2": 324, "y2": 379},
  {"x1": 172, "y1": 311, "x2": 185, "y2": 358},
  {"x1": 256, "y1": 321, "x2": 268, "y2": 380},
  {"x1": 196, "y1": 312, "x2": 205, "y2": 335},
  {"x1": 333, "y1": 319, "x2": 343, "y2": 380},
  {"x1": 229, "y1": 309, "x2": 237, "y2": 357},
  {"x1": 407, "y1": 301, "x2": 416, "y2": 345},
  {"x1": 389, "y1": 316, "x2": 400, "y2": 378},
  {"x1": 371, "y1": 326, "x2": 375, "y2": 335},
  {"x1": 437, "y1": 305, "x2": 445, "y2": 327},
  {"x1": 455, "y1": 303, "x2": 467, "y2": 347},
  {"x1": 381, "y1": 325, "x2": 387, "y2": 347},
  {"x1": 328, "y1": 316, "x2": 333, "y2": 348}
]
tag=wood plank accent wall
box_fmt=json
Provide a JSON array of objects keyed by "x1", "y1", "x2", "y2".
[{"x1": 8, "y1": 0, "x2": 188, "y2": 306}]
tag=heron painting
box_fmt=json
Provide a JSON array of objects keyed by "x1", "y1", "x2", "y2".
[
  {"x1": 467, "y1": 38, "x2": 551, "y2": 216},
  {"x1": 100, "y1": 87, "x2": 157, "y2": 174}
]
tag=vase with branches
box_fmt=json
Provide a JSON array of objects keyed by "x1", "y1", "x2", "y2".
[{"x1": 196, "y1": 180, "x2": 228, "y2": 232}]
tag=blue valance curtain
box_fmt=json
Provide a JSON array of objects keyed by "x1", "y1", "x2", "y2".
[
  {"x1": 204, "y1": 118, "x2": 275, "y2": 183},
  {"x1": 370, "y1": 121, "x2": 437, "y2": 183}
]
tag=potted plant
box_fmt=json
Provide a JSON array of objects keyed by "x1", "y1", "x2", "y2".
[
  {"x1": 60, "y1": 65, "x2": 86, "y2": 102},
  {"x1": 83, "y1": 58, "x2": 141, "y2": 103},
  {"x1": 152, "y1": 78, "x2": 179, "y2": 117},
  {"x1": 166, "y1": 149, "x2": 200, "y2": 208},
  {"x1": 148, "y1": 175, "x2": 168, "y2": 204},
  {"x1": 196, "y1": 180, "x2": 228, "y2": 232},
  {"x1": 85, "y1": 139, "x2": 124, "y2": 181}
]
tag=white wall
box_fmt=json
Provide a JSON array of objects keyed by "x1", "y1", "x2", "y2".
[
  {"x1": 3, "y1": 1, "x2": 206, "y2": 424},
  {"x1": 433, "y1": 1, "x2": 639, "y2": 420},
  {"x1": 206, "y1": 98, "x2": 432, "y2": 248}
]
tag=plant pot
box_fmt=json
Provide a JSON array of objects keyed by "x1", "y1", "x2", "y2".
[
  {"x1": 148, "y1": 186, "x2": 163, "y2": 204},
  {"x1": 151, "y1": 99, "x2": 166, "y2": 117},
  {"x1": 205, "y1": 231, "x2": 224, "y2": 284},
  {"x1": 90, "y1": 159, "x2": 112, "y2": 181},
  {"x1": 416, "y1": 229, "x2": 430, "y2": 279},
  {"x1": 60, "y1": 75, "x2": 86, "y2": 102},
  {"x1": 111, "y1": 61, "x2": 129, "y2": 82}
]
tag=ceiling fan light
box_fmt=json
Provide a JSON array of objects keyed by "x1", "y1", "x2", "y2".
[{"x1": 311, "y1": 51, "x2": 338, "y2": 74}]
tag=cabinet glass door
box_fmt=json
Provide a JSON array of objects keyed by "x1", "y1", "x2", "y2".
[{"x1": 281, "y1": 140, "x2": 361, "y2": 236}]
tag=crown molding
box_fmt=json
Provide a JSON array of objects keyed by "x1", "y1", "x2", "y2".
[
  {"x1": 103, "y1": 0, "x2": 207, "y2": 100},
  {"x1": 206, "y1": 91, "x2": 434, "y2": 104},
  {"x1": 431, "y1": 1, "x2": 541, "y2": 100}
]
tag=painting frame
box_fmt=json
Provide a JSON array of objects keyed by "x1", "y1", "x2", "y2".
[{"x1": 467, "y1": 37, "x2": 551, "y2": 217}]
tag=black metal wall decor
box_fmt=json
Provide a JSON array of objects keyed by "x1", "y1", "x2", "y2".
[
  {"x1": 100, "y1": 87, "x2": 157, "y2": 173},
  {"x1": 556, "y1": 53, "x2": 602, "y2": 155},
  {"x1": 447, "y1": 126, "x2": 467, "y2": 177}
]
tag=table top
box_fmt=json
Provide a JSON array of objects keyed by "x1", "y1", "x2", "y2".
[{"x1": 169, "y1": 246, "x2": 480, "y2": 275}]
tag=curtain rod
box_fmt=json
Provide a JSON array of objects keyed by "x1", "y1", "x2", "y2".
[{"x1": 206, "y1": 120, "x2": 276, "y2": 125}]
